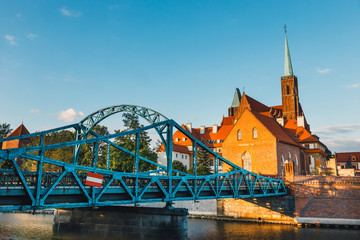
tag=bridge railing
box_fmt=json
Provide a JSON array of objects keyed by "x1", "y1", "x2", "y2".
[{"x1": 0, "y1": 106, "x2": 287, "y2": 212}]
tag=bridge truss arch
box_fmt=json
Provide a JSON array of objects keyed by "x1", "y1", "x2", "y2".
[{"x1": 0, "y1": 105, "x2": 287, "y2": 212}]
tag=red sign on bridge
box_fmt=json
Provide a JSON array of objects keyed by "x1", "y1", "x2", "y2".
[{"x1": 85, "y1": 172, "x2": 103, "y2": 188}]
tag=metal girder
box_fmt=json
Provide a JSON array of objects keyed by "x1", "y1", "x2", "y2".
[{"x1": 0, "y1": 105, "x2": 287, "y2": 212}]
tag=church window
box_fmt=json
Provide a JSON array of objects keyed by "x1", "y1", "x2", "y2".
[
  {"x1": 252, "y1": 128, "x2": 258, "y2": 139},
  {"x1": 294, "y1": 155, "x2": 298, "y2": 175},
  {"x1": 242, "y1": 151, "x2": 251, "y2": 171},
  {"x1": 286, "y1": 84, "x2": 290, "y2": 94},
  {"x1": 237, "y1": 129, "x2": 242, "y2": 140},
  {"x1": 281, "y1": 155, "x2": 285, "y2": 178}
]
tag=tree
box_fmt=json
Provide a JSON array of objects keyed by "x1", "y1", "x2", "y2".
[
  {"x1": 196, "y1": 146, "x2": 211, "y2": 175},
  {"x1": 0, "y1": 123, "x2": 12, "y2": 149},
  {"x1": 110, "y1": 113, "x2": 157, "y2": 173},
  {"x1": 187, "y1": 146, "x2": 211, "y2": 175},
  {"x1": 172, "y1": 160, "x2": 187, "y2": 174}
]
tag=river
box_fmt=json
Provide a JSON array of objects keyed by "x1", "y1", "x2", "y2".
[{"x1": 0, "y1": 213, "x2": 359, "y2": 239}]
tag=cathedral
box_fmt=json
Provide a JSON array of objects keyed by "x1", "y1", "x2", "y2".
[{"x1": 157, "y1": 31, "x2": 329, "y2": 177}]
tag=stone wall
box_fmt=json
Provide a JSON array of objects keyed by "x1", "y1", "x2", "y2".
[
  {"x1": 217, "y1": 196, "x2": 295, "y2": 224},
  {"x1": 293, "y1": 176, "x2": 360, "y2": 219}
]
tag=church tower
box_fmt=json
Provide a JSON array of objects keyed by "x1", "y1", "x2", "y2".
[
  {"x1": 228, "y1": 88, "x2": 241, "y2": 117},
  {"x1": 281, "y1": 27, "x2": 301, "y2": 120}
]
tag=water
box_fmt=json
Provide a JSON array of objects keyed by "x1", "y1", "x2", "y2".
[{"x1": 0, "y1": 213, "x2": 359, "y2": 240}]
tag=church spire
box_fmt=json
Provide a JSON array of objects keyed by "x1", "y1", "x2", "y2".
[
  {"x1": 231, "y1": 88, "x2": 241, "y2": 108},
  {"x1": 284, "y1": 25, "x2": 293, "y2": 76}
]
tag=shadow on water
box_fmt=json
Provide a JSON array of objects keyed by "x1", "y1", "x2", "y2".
[{"x1": 0, "y1": 213, "x2": 359, "y2": 240}]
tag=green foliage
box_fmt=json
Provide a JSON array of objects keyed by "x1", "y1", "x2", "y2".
[
  {"x1": 0, "y1": 123, "x2": 12, "y2": 138},
  {"x1": 110, "y1": 113, "x2": 157, "y2": 173},
  {"x1": 0, "y1": 123, "x2": 12, "y2": 150},
  {"x1": 196, "y1": 146, "x2": 211, "y2": 175},
  {"x1": 172, "y1": 160, "x2": 187, "y2": 174}
]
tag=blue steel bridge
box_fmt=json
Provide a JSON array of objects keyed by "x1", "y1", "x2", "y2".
[{"x1": 0, "y1": 105, "x2": 287, "y2": 212}]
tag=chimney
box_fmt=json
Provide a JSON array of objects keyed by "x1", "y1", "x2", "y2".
[
  {"x1": 200, "y1": 126, "x2": 205, "y2": 134},
  {"x1": 276, "y1": 117, "x2": 284, "y2": 126},
  {"x1": 185, "y1": 123, "x2": 192, "y2": 133},
  {"x1": 297, "y1": 115, "x2": 305, "y2": 128},
  {"x1": 213, "y1": 124, "x2": 218, "y2": 134}
]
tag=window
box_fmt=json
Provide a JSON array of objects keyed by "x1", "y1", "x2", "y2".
[
  {"x1": 252, "y1": 128, "x2": 258, "y2": 139},
  {"x1": 286, "y1": 84, "x2": 290, "y2": 94},
  {"x1": 294, "y1": 155, "x2": 298, "y2": 175},
  {"x1": 281, "y1": 155, "x2": 285, "y2": 178},
  {"x1": 175, "y1": 138, "x2": 179, "y2": 142},
  {"x1": 185, "y1": 155, "x2": 187, "y2": 160},
  {"x1": 175, "y1": 153, "x2": 178, "y2": 158},
  {"x1": 237, "y1": 129, "x2": 242, "y2": 140},
  {"x1": 242, "y1": 151, "x2": 252, "y2": 171},
  {"x1": 182, "y1": 155, "x2": 184, "y2": 159},
  {"x1": 352, "y1": 156, "x2": 356, "y2": 161},
  {"x1": 218, "y1": 149, "x2": 222, "y2": 153},
  {"x1": 182, "y1": 138, "x2": 186, "y2": 141}
]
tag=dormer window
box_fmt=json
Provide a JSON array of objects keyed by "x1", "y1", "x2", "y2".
[
  {"x1": 352, "y1": 156, "x2": 357, "y2": 161},
  {"x1": 182, "y1": 138, "x2": 186, "y2": 142},
  {"x1": 252, "y1": 128, "x2": 258, "y2": 139},
  {"x1": 175, "y1": 138, "x2": 179, "y2": 142}
]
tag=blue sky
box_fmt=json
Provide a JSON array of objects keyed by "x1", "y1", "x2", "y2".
[{"x1": 1, "y1": 0, "x2": 360, "y2": 153}]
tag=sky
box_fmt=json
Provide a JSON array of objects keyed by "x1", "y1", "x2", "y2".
[{"x1": 1, "y1": 0, "x2": 360, "y2": 153}]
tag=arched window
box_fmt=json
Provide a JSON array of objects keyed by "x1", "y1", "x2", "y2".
[
  {"x1": 286, "y1": 84, "x2": 290, "y2": 94},
  {"x1": 281, "y1": 155, "x2": 285, "y2": 178},
  {"x1": 242, "y1": 151, "x2": 251, "y2": 171},
  {"x1": 294, "y1": 155, "x2": 298, "y2": 175},
  {"x1": 288, "y1": 152, "x2": 291, "y2": 161},
  {"x1": 237, "y1": 129, "x2": 242, "y2": 140},
  {"x1": 252, "y1": 127, "x2": 258, "y2": 139}
]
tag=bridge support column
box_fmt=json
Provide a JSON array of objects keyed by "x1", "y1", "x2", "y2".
[{"x1": 53, "y1": 206, "x2": 188, "y2": 240}]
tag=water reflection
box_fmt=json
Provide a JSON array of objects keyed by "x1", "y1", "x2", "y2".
[
  {"x1": 188, "y1": 218, "x2": 360, "y2": 240},
  {"x1": 0, "y1": 213, "x2": 359, "y2": 240}
]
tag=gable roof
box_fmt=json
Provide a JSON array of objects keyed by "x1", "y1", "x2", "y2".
[
  {"x1": 5, "y1": 124, "x2": 30, "y2": 138},
  {"x1": 242, "y1": 94, "x2": 270, "y2": 113},
  {"x1": 251, "y1": 111, "x2": 299, "y2": 147}
]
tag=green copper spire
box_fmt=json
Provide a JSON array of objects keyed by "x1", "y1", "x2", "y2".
[
  {"x1": 284, "y1": 25, "x2": 293, "y2": 76},
  {"x1": 231, "y1": 88, "x2": 241, "y2": 107}
]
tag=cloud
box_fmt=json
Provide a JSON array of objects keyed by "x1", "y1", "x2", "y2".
[
  {"x1": 5, "y1": 35, "x2": 17, "y2": 45},
  {"x1": 59, "y1": 7, "x2": 82, "y2": 17},
  {"x1": 57, "y1": 108, "x2": 85, "y2": 123},
  {"x1": 316, "y1": 68, "x2": 331, "y2": 74},
  {"x1": 30, "y1": 109, "x2": 40, "y2": 113},
  {"x1": 313, "y1": 124, "x2": 360, "y2": 135},
  {"x1": 321, "y1": 137, "x2": 360, "y2": 153},
  {"x1": 346, "y1": 83, "x2": 360, "y2": 89},
  {"x1": 27, "y1": 33, "x2": 38, "y2": 40}
]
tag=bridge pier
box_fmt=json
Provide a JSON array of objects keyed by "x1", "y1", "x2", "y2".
[{"x1": 53, "y1": 206, "x2": 188, "y2": 240}]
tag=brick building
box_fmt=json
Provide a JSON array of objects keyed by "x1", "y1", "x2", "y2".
[
  {"x1": 335, "y1": 152, "x2": 360, "y2": 176},
  {"x1": 158, "y1": 31, "x2": 329, "y2": 176}
]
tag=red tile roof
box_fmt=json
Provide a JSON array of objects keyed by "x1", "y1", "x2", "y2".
[
  {"x1": 221, "y1": 116, "x2": 235, "y2": 125},
  {"x1": 251, "y1": 111, "x2": 299, "y2": 147},
  {"x1": 244, "y1": 94, "x2": 270, "y2": 113},
  {"x1": 335, "y1": 152, "x2": 360, "y2": 163},
  {"x1": 157, "y1": 143, "x2": 190, "y2": 154},
  {"x1": 5, "y1": 124, "x2": 30, "y2": 138},
  {"x1": 284, "y1": 119, "x2": 318, "y2": 143}
]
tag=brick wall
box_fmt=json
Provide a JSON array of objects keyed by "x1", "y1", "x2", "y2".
[
  {"x1": 293, "y1": 176, "x2": 360, "y2": 219},
  {"x1": 222, "y1": 110, "x2": 278, "y2": 175}
]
